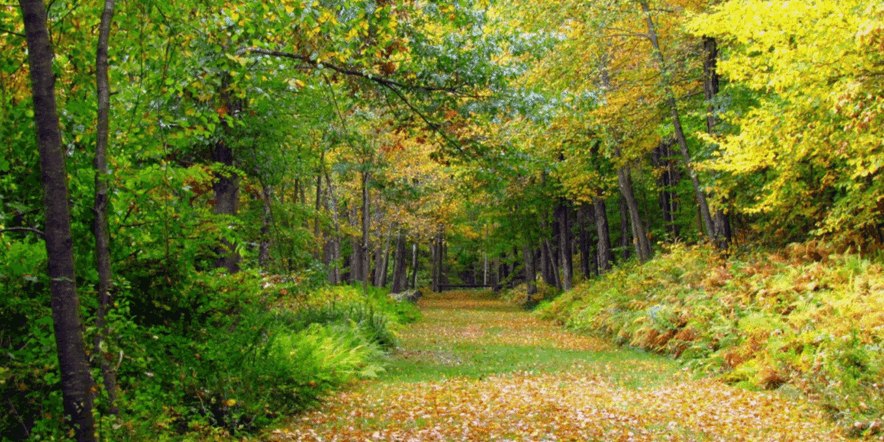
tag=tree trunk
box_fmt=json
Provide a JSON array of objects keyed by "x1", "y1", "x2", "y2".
[
  {"x1": 374, "y1": 223, "x2": 393, "y2": 287},
  {"x1": 313, "y1": 168, "x2": 322, "y2": 259},
  {"x1": 20, "y1": 0, "x2": 97, "y2": 438},
  {"x1": 258, "y1": 182, "x2": 272, "y2": 268},
  {"x1": 390, "y1": 228, "x2": 408, "y2": 293},
  {"x1": 92, "y1": 0, "x2": 118, "y2": 417},
  {"x1": 325, "y1": 175, "x2": 342, "y2": 284},
  {"x1": 618, "y1": 193, "x2": 632, "y2": 261},
  {"x1": 431, "y1": 228, "x2": 443, "y2": 292},
  {"x1": 556, "y1": 201, "x2": 573, "y2": 291},
  {"x1": 652, "y1": 140, "x2": 681, "y2": 239},
  {"x1": 410, "y1": 242, "x2": 419, "y2": 290},
  {"x1": 578, "y1": 205, "x2": 596, "y2": 278},
  {"x1": 349, "y1": 204, "x2": 361, "y2": 284},
  {"x1": 703, "y1": 36, "x2": 732, "y2": 250},
  {"x1": 593, "y1": 196, "x2": 614, "y2": 272},
  {"x1": 539, "y1": 214, "x2": 557, "y2": 286},
  {"x1": 212, "y1": 140, "x2": 240, "y2": 273},
  {"x1": 523, "y1": 237, "x2": 537, "y2": 296},
  {"x1": 618, "y1": 167, "x2": 652, "y2": 262},
  {"x1": 542, "y1": 239, "x2": 562, "y2": 291},
  {"x1": 639, "y1": 0, "x2": 715, "y2": 240},
  {"x1": 361, "y1": 170, "x2": 370, "y2": 295}
]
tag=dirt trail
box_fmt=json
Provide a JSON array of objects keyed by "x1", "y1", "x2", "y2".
[{"x1": 271, "y1": 291, "x2": 848, "y2": 441}]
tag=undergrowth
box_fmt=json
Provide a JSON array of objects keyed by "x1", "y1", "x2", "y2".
[
  {"x1": 537, "y1": 242, "x2": 884, "y2": 437},
  {"x1": 0, "y1": 269, "x2": 420, "y2": 441}
]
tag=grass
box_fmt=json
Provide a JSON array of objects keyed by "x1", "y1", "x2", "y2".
[{"x1": 380, "y1": 290, "x2": 683, "y2": 388}]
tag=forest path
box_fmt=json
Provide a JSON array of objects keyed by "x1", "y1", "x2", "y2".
[{"x1": 271, "y1": 291, "x2": 847, "y2": 441}]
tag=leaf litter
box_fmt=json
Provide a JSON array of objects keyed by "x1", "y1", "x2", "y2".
[{"x1": 271, "y1": 291, "x2": 848, "y2": 441}]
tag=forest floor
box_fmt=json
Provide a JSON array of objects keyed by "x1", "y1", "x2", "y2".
[{"x1": 268, "y1": 290, "x2": 849, "y2": 441}]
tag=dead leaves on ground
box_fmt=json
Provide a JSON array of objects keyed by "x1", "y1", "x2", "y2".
[{"x1": 270, "y1": 291, "x2": 848, "y2": 441}]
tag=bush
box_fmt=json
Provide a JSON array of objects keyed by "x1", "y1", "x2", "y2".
[{"x1": 539, "y1": 243, "x2": 884, "y2": 434}]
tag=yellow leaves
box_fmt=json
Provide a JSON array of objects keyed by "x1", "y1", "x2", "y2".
[{"x1": 317, "y1": 9, "x2": 339, "y2": 26}]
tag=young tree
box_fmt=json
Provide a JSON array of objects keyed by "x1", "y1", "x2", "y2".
[{"x1": 19, "y1": 0, "x2": 96, "y2": 439}]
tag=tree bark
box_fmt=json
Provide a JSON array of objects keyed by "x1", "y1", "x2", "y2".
[
  {"x1": 618, "y1": 167, "x2": 652, "y2": 262},
  {"x1": 652, "y1": 140, "x2": 681, "y2": 239},
  {"x1": 258, "y1": 182, "x2": 272, "y2": 268},
  {"x1": 431, "y1": 228, "x2": 443, "y2": 292},
  {"x1": 618, "y1": 193, "x2": 632, "y2": 261},
  {"x1": 348, "y1": 204, "x2": 361, "y2": 284},
  {"x1": 703, "y1": 36, "x2": 732, "y2": 250},
  {"x1": 523, "y1": 237, "x2": 537, "y2": 296},
  {"x1": 539, "y1": 214, "x2": 557, "y2": 286},
  {"x1": 390, "y1": 228, "x2": 408, "y2": 293},
  {"x1": 324, "y1": 174, "x2": 342, "y2": 284},
  {"x1": 593, "y1": 196, "x2": 614, "y2": 272},
  {"x1": 578, "y1": 205, "x2": 597, "y2": 278},
  {"x1": 374, "y1": 223, "x2": 393, "y2": 287},
  {"x1": 212, "y1": 138, "x2": 240, "y2": 273},
  {"x1": 410, "y1": 242, "x2": 419, "y2": 290},
  {"x1": 556, "y1": 201, "x2": 573, "y2": 291},
  {"x1": 20, "y1": 0, "x2": 97, "y2": 438},
  {"x1": 92, "y1": 0, "x2": 118, "y2": 416},
  {"x1": 313, "y1": 167, "x2": 322, "y2": 259},
  {"x1": 639, "y1": 0, "x2": 715, "y2": 240},
  {"x1": 542, "y1": 239, "x2": 562, "y2": 291},
  {"x1": 361, "y1": 170, "x2": 370, "y2": 295}
]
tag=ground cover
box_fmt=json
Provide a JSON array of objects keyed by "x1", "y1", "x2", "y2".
[{"x1": 270, "y1": 290, "x2": 848, "y2": 441}]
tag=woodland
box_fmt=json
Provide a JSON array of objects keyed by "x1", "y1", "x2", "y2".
[{"x1": 2, "y1": 0, "x2": 884, "y2": 440}]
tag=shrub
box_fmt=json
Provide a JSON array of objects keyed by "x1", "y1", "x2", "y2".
[{"x1": 539, "y1": 243, "x2": 884, "y2": 433}]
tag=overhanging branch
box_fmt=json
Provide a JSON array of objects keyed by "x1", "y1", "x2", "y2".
[
  {"x1": 243, "y1": 47, "x2": 462, "y2": 94},
  {"x1": 0, "y1": 227, "x2": 46, "y2": 239}
]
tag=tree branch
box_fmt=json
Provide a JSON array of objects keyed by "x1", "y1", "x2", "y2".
[
  {"x1": 0, "y1": 227, "x2": 45, "y2": 239},
  {"x1": 243, "y1": 47, "x2": 463, "y2": 94}
]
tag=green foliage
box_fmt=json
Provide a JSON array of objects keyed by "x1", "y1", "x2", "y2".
[{"x1": 539, "y1": 243, "x2": 884, "y2": 432}]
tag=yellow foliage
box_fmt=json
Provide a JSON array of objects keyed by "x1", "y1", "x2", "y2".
[{"x1": 689, "y1": 0, "x2": 884, "y2": 245}]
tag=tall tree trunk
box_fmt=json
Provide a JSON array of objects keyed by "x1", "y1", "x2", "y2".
[
  {"x1": 313, "y1": 168, "x2": 322, "y2": 259},
  {"x1": 258, "y1": 182, "x2": 273, "y2": 268},
  {"x1": 348, "y1": 204, "x2": 361, "y2": 284},
  {"x1": 618, "y1": 167, "x2": 652, "y2": 262},
  {"x1": 431, "y1": 228, "x2": 443, "y2": 292},
  {"x1": 374, "y1": 223, "x2": 394, "y2": 287},
  {"x1": 539, "y1": 214, "x2": 557, "y2": 286},
  {"x1": 410, "y1": 243, "x2": 419, "y2": 290},
  {"x1": 212, "y1": 74, "x2": 240, "y2": 273},
  {"x1": 92, "y1": 0, "x2": 118, "y2": 416},
  {"x1": 491, "y1": 255, "x2": 500, "y2": 289},
  {"x1": 556, "y1": 201, "x2": 573, "y2": 291},
  {"x1": 324, "y1": 174, "x2": 342, "y2": 284},
  {"x1": 578, "y1": 205, "x2": 596, "y2": 278},
  {"x1": 523, "y1": 237, "x2": 537, "y2": 297},
  {"x1": 539, "y1": 238, "x2": 550, "y2": 286},
  {"x1": 652, "y1": 140, "x2": 681, "y2": 239},
  {"x1": 593, "y1": 196, "x2": 614, "y2": 272},
  {"x1": 390, "y1": 228, "x2": 408, "y2": 293},
  {"x1": 703, "y1": 36, "x2": 732, "y2": 250},
  {"x1": 618, "y1": 193, "x2": 632, "y2": 261},
  {"x1": 483, "y1": 251, "x2": 488, "y2": 285},
  {"x1": 20, "y1": 0, "x2": 97, "y2": 438},
  {"x1": 543, "y1": 239, "x2": 562, "y2": 291},
  {"x1": 639, "y1": 0, "x2": 715, "y2": 239},
  {"x1": 212, "y1": 142, "x2": 239, "y2": 273},
  {"x1": 361, "y1": 170, "x2": 370, "y2": 295}
]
